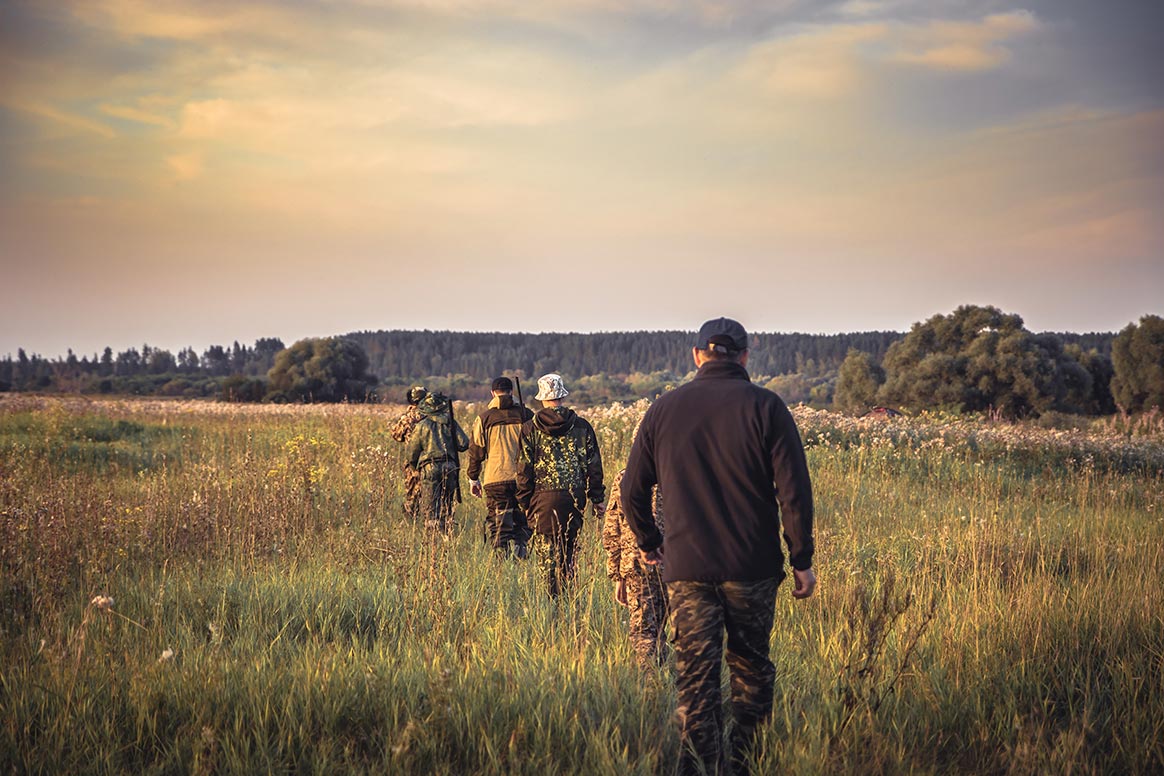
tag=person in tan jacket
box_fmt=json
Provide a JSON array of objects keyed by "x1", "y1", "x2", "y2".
[{"x1": 467, "y1": 377, "x2": 534, "y2": 558}]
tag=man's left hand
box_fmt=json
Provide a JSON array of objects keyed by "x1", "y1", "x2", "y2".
[{"x1": 639, "y1": 546, "x2": 664, "y2": 566}]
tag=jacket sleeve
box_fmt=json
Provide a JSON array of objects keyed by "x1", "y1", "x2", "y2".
[
  {"x1": 466, "y1": 416, "x2": 486, "y2": 481},
  {"x1": 622, "y1": 408, "x2": 662, "y2": 552},
  {"x1": 389, "y1": 409, "x2": 412, "y2": 443},
  {"x1": 515, "y1": 424, "x2": 535, "y2": 510},
  {"x1": 601, "y1": 474, "x2": 624, "y2": 580},
  {"x1": 584, "y1": 421, "x2": 605, "y2": 507},
  {"x1": 454, "y1": 421, "x2": 469, "y2": 453},
  {"x1": 770, "y1": 400, "x2": 815, "y2": 570}
]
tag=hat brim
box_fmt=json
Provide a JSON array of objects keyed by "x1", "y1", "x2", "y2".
[{"x1": 534, "y1": 388, "x2": 569, "y2": 401}]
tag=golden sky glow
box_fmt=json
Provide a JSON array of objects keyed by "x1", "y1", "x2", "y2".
[{"x1": 1, "y1": 0, "x2": 1161, "y2": 356}]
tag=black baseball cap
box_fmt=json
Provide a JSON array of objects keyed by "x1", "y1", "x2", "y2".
[{"x1": 695, "y1": 317, "x2": 748, "y2": 353}]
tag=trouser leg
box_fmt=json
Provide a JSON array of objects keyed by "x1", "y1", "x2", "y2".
[
  {"x1": 403, "y1": 465, "x2": 421, "y2": 519},
  {"x1": 627, "y1": 568, "x2": 670, "y2": 668},
  {"x1": 667, "y1": 580, "x2": 725, "y2": 776},
  {"x1": 484, "y1": 482, "x2": 526, "y2": 557},
  {"x1": 530, "y1": 498, "x2": 582, "y2": 597},
  {"x1": 722, "y1": 577, "x2": 780, "y2": 776},
  {"x1": 421, "y1": 464, "x2": 458, "y2": 534}
]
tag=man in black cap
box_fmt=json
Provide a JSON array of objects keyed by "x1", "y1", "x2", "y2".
[
  {"x1": 467, "y1": 376, "x2": 535, "y2": 558},
  {"x1": 621, "y1": 317, "x2": 816, "y2": 776}
]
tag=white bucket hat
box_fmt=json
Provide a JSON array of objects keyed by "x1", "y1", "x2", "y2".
[{"x1": 534, "y1": 373, "x2": 569, "y2": 401}]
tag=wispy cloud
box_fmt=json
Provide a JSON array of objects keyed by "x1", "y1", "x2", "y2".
[{"x1": 892, "y1": 10, "x2": 1039, "y2": 71}]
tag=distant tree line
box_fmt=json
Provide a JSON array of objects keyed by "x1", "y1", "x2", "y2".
[
  {"x1": 1, "y1": 309, "x2": 1159, "y2": 419},
  {"x1": 0, "y1": 339, "x2": 286, "y2": 398}
]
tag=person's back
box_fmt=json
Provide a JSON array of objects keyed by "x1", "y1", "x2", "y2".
[
  {"x1": 519, "y1": 407, "x2": 597, "y2": 500},
  {"x1": 467, "y1": 392, "x2": 532, "y2": 487},
  {"x1": 630, "y1": 360, "x2": 813, "y2": 582}
]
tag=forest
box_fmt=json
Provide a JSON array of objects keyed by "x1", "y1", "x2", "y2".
[{"x1": 0, "y1": 305, "x2": 1157, "y2": 418}]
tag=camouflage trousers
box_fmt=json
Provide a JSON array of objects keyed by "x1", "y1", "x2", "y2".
[
  {"x1": 667, "y1": 576, "x2": 781, "y2": 776},
  {"x1": 419, "y1": 462, "x2": 460, "y2": 535},
  {"x1": 626, "y1": 567, "x2": 669, "y2": 669},
  {"x1": 402, "y1": 464, "x2": 422, "y2": 519},
  {"x1": 528, "y1": 492, "x2": 584, "y2": 597},
  {"x1": 483, "y1": 481, "x2": 532, "y2": 558}
]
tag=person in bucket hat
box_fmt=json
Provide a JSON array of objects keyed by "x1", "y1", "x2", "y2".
[{"x1": 516, "y1": 373, "x2": 605, "y2": 597}]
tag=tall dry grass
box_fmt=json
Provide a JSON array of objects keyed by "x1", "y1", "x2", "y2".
[{"x1": 1, "y1": 395, "x2": 1162, "y2": 773}]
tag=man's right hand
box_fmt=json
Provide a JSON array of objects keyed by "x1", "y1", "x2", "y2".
[
  {"x1": 792, "y1": 567, "x2": 817, "y2": 599},
  {"x1": 469, "y1": 480, "x2": 483, "y2": 498},
  {"x1": 613, "y1": 579, "x2": 628, "y2": 607}
]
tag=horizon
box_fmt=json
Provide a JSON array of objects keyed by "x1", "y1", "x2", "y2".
[
  {"x1": 3, "y1": 1, "x2": 1162, "y2": 359},
  {"x1": 1, "y1": 317, "x2": 1129, "y2": 364}
]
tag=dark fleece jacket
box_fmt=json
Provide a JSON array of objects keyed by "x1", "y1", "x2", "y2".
[{"x1": 621, "y1": 359, "x2": 814, "y2": 583}]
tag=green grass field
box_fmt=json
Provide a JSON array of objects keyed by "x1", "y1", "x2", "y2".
[{"x1": 1, "y1": 395, "x2": 1162, "y2": 774}]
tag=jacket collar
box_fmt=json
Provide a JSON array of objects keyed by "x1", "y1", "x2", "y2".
[{"x1": 694, "y1": 360, "x2": 751, "y2": 381}]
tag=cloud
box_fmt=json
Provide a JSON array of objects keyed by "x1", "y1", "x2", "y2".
[
  {"x1": 165, "y1": 151, "x2": 204, "y2": 182},
  {"x1": 892, "y1": 10, "x2": 1039, "y2": 71},
  {"x1": 99, "y1": 103, "x2": 176, "y2": 128},
  {"x1": 2, "y1": 99, "x2": 117, "y2": 139}
]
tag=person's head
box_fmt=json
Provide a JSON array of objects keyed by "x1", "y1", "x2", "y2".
[
  {"x1": 406, "y1": 385, "x2": 427, "y2": 405},
  {"x1": 692, "y1": 317, "x2": 749, "y2": 367},
  {"x1": 491, "y1": 376, "x2": 513, "y2": 397},
  {"x1": 534, "y1": 373, "x2": 569, "y2": 406}
]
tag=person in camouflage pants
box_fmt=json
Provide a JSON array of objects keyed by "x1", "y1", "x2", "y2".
[
  {"x1": 603, "y1": 468, "x2": 668, "y2": 668},
  {"x1": 390, "y1": 386, "x2": 427, "y2": 519},
  {"x1": 516, "y1": 374, "x2": 605, "y2": 598},
  {"x1": 621, "y1": 318, "x2": 816, "y2": 776}
]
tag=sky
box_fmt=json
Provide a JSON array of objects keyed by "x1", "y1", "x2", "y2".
[{"x1": 2, "y1": 0, "x2": 1162, "y2": 359}]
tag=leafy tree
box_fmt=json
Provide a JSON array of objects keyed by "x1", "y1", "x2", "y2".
[
  {"x1": 1111, "y1": 315, "x2": 1164, "y2": 412},
  {"x1": 221, "y1": 374, "x2": 267, "y2": 402},
  {"x1": 148, "y1": 348, "x2": 177, "y2": 374},
  {"x1": 202, "y1": 345, "x2": 231, "y2": 376},
  {"x1": 114, "y1": 348, "x2": 141, "y2": 376},
  {"x1": 266, "y1": 337, "x2": 378, "y2": 402},
  {"x1": 1064, "y1": 345, "x2": 1116, "y2": 415},
  {"x1": 877, "y1": 305, "x2": 1091, "y2": 418},
  {"x1": 834, "y1": 349, "x2": 885, "y2": 414}
]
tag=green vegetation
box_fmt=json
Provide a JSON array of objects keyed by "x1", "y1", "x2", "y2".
[
  {"x1": 2, "y1": 395, "x2": 1161, "y2": 773},
  {"x1": 876, "y1": 305, "x2": 1095, "y2": 418},
  {"x1": 4, "y1": 305, "x2": 1155, "y2": 415},
  {"x1": 265, "y1": 337, "x2": 379, "y2": 403},
  {"x1": 1113, "y1": 314, "x2": 1164, "y2": 413}
]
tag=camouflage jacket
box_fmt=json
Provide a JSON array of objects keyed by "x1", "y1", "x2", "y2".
[
  {"x1": 390, "y1": 405, "x2": 424, "y2": 444},
  {"x1": 516, "y1": 406, "x2": 605, "y2": 510},
  {"x1": 407, "y1": 395, "x2": 469, "y2": 470},
  {"x1": 603, "y1": 468, "x2": 664, "y2": 580}
]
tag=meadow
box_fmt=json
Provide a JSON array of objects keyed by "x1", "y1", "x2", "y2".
[{"x1": 1, "y1": 394, "x2": 1162, "y2": 774}]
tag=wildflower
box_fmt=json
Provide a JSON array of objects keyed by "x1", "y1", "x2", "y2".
[
  {"x1": 90, "y1": 595, "x2": 114, "y2": 610},
  {"x1": 158, "y1": 648, "x2": 174, "y2": 662}
]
